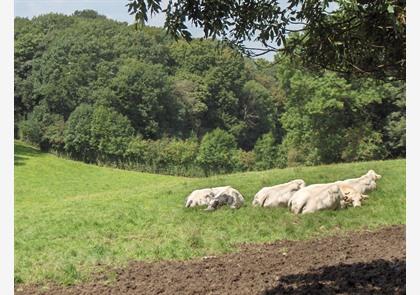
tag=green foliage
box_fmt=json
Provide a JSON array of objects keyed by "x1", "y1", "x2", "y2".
[
  {"x1": 235, "y1": 80, "x2": 279, "y2": 150},
  {"x1": 19, "y1": 104, "x2": 65, "y2": 151},
  {"x1": 102, "y1": 59, "x2": 176, "y2": 138},
  {"x1": 64, "y1": 104, "x2": 95, "y2": 161},
  {"x1": 384, "y1": 91, "x2": 406, "y2": 157},
  {"x1": 197, "y1": 129, "x2": 237, "y2": 175},
  {"x1": 90, "y1": 106, "x2": 135, "y2": 161},
  {"x1": 385, "y1": 112, "x2": 406, "y2": 157},
  {"x1": 14, "y1": 141, "x2": 405, "y2": 285},
  {"x1": 341, "y1": 126, "x2": 387, "y2": 162},
  {"x1": 14, "y1": 11, "x2": 405, "y2": 176},
  {"x1": 280, "y1": 71, "x2": 349, "y2": 165},
  {"x1": 254, "y1": 133, "x2": 280, "y2": 170},
  {"x1": 170, "y1": 73, "x2": 209, "y2": 136},
  {"x1": 233, "y1": 149, "x2": 256, "y2": 172},
  {"x1": 278, "y1": 58, "x2": 405, "y2": 166},
  {"x1": 125, "y1": 137, "x2": 200, "y2": 176},
  {"x1": 169, "y1": 40, "x2": 217, "y2": 74},
  {"x1": 15, "y1": 13, "x2": 280, "y2": 152},
  {"x1": 19, "y1": 118, "x2": 42, "y2": 146},
  {"x1": 125, "y1": 137, "x2": 149, "y2": 164},
  {"x1": 128, "y1": 0, "x2": 405, "y2": 80},
  {"x1": 73, "y1": 10, "x2": 106, "y2": 19}
]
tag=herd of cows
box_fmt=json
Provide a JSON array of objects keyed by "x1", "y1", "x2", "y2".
[{"x1": 185, "y1": 170, "x2": 382, "y2": 214}]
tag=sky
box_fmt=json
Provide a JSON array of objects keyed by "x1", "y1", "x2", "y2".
[
  {"x1": 15, "y1": 0, "x2": 162, "y2": 26},
  {"x1": 14, "y1": 0, "x2": 276, "y2": 61}
]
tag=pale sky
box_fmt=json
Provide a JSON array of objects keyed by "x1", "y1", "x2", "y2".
[
  {"x1": 14, "y1": 0, "x2": 277, "y2": 61},
  {"x1": 15, "y1": 0, "x2": 161, "y2": 26}
]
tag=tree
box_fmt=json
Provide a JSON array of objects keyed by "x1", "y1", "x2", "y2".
[
  {"x1": 235, "y1": 80, "x2": 278, "y2": 150},
  {"x1": 279, "y1": 70, "x2": 348, "y2": 165},
  {"x1": 90, "y1": 106, "x2": 135, "y2": 162},
  {"x1": 73, "y1": 10, "x2": 107, "y2": 19},
  {"x1": 19, "y1": 103, "x2": 65, "y2": 151},
  {"x1": 14, "y1": 11, "x2": 405, "y2": 175},
  {"x1": 383, "y1": 90, "x2": 406, "y2": 157},
  {"x1": 196, "y1": 129, "x2": 237, "y2": 175},
  {"x1": 14, "y1": 17, "x2": 46, "y2": 125},
  {"x1": 29, "y1": 14, "x2": 128, "y2": 118},
  {"x1": 64, "y1": 104, "x2": 95, "y2": 161},
  {"x1": 170, "y1": 73, "x2": 209, "y2": 137},
  {"x1": 100, "y1": 58, "x2": 178, "y2": 138},
  {"x1": 127, "y1": 0, "x2": 405, "y2": 80},
  {"x1": 277, "y1": 56, "x2": 404, "y2": 165},
  {"x1": 253, "y1": 132, "x2": 280, "y2": 170}
]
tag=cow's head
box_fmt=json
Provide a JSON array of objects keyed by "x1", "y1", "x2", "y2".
[
  {"x1": 294, "y1": 179, "x2": 306, "y2": 189},
  {"x1": 351, "y1": 194, "x2": 362, "y2": 207},
  {"x1": 341, "y1": 192, "x2": 354, "y2": 207},
  {"x1": 340, "y1": 185, "x2": 362, "y2": 207},
  {"x1": 207, "y1": 197, "x2": 220, "y2": 209},
  {"x1": 205, "y1": 191, "x2": 215, "y2": 202},
  {"x1": 367, "y1": 170, "x2": 381, "y2": 180}
]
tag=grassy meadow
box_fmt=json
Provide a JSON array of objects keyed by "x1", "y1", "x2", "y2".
[{"x1": 14, "y1": 141, "x2": 406, "y2": 285}]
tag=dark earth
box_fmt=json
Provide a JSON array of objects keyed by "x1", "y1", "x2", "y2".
[{"x1": 16, "y1": 225, "x2": 405, "y2": 295}]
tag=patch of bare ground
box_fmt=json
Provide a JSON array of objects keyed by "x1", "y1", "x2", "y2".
[{"x1": 16, "y1": 225, "x2": 405, "y2": 295}]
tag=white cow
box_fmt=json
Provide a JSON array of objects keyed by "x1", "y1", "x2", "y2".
[
  {"x1": 185, "y1": 186, "x2": 227, "y2": 208},
  {"x1": 252, "y1": 179, "x2": 306, "y2": 207},
  {"x1": 288, "y1": 183, "x2": 344, "y2": 214},
  {"x1": 338, "y1": 183, "x2": 366, "y2": 208},
  {"x1": 337, "y1": 169, "x2": 382, "y2": 195},
  {"x1": 205, "y1": 186, "x2": 245, "y2": 211},
  {"x1": 288, "y1": 180, "x2": 368, "y2": 214}
]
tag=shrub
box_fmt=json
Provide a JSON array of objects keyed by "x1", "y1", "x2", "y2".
[
  {"x1": 233, "y1": 149, "x2": 256, "y2": 171},
  {"x1": 19, "y1": 104, "x2": 65, "y2": 151},
  {"x1": 125, "y1": 137, "x2": 200, "y2": 176},
  {"x1": 275, "y1": 143, "x2": 288, "y2": 169},
  {"x1": 341, "y1": 126, "x2": 387, "y2": 162},
  {"x1": 196, "y1": 129, "x2": 237, "y2": 175},
  {"x1": 44, "y1": 117, "x2": 65, "y2": 152},
  {"x1": 384, "y1": 111, "x2": 406, "y2": 157},
  {"x1": 254, "y1": 132, "x2": 278, "y2": 170},
  {"x1": 125, "y1": 137, "x2": 149, "y2": 165},
  {"x1": 163, "y1": 137, "x2": 199, "y2": 171},
  {"x1": 19, "y1": 119, "x2": 42, "y2": 146},
  {"x1": 90, "y1": 106, "x2": 135, "y2": 163},
  {"x1": 64, "y1": 104, "x2": 95, "y2": 161}
]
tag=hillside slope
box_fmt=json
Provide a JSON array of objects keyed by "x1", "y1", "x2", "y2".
[{"x1": 14, "y1": 141, "x2": 406, "y2": 285}]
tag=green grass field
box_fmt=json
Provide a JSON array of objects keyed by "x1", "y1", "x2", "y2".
[{"x1": 14, "y1": 141, "x2": 406, "y2": 286}]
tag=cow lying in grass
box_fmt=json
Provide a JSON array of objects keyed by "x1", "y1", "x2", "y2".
[
  {"x1": 205, "y1": 186, "x2": 245, "y2": 211},
  {"x1": 288, "y1": 184, "x2": 342, "y2": 214},
  {"x1": 338, "y1": 183, "x2": 366, "y2": 208},
  {"x1": 337, "y1": 169, "x2": 382, "y2": 196},
  {"x1": 288, "y1": 169, "x2": 381, "y2": 214},
  {"x1": 186, "y1": 170, "x2": 380, "y2": 213},
  {"x1": 252, "y1": 179, "x2": 306, "y2": 207},
  {"x1": 185, "y1": 186, "x2": 226, "y2": 208}
]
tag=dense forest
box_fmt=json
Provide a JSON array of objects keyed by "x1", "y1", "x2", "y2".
[{"x1": 15, "y1": 10, "x2": 405, "y2": 176}]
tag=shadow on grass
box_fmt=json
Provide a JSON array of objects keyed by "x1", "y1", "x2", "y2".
[
  {"x1": 264, "y1": 259, "x2": 405, "y2": 295},
  {"x1": 14, "y1": 143, "x2": 42, "y2": 166}
]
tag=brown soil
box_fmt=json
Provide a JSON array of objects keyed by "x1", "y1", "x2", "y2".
[{"x1": 16, "y1": 225, "x2": 405, "y2": 295}]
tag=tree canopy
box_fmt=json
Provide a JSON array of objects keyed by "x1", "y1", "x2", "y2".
[
  {"x1": 127, "y1": 0, "x2": 405, "y2": 80},
  {"x1": 15, "y1": 11, "x2": 405, "y2": 176}
]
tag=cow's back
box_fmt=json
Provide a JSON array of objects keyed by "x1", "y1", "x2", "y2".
[{"x1": 301, "y1": 184, "x2": 342, "y2": 214}]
